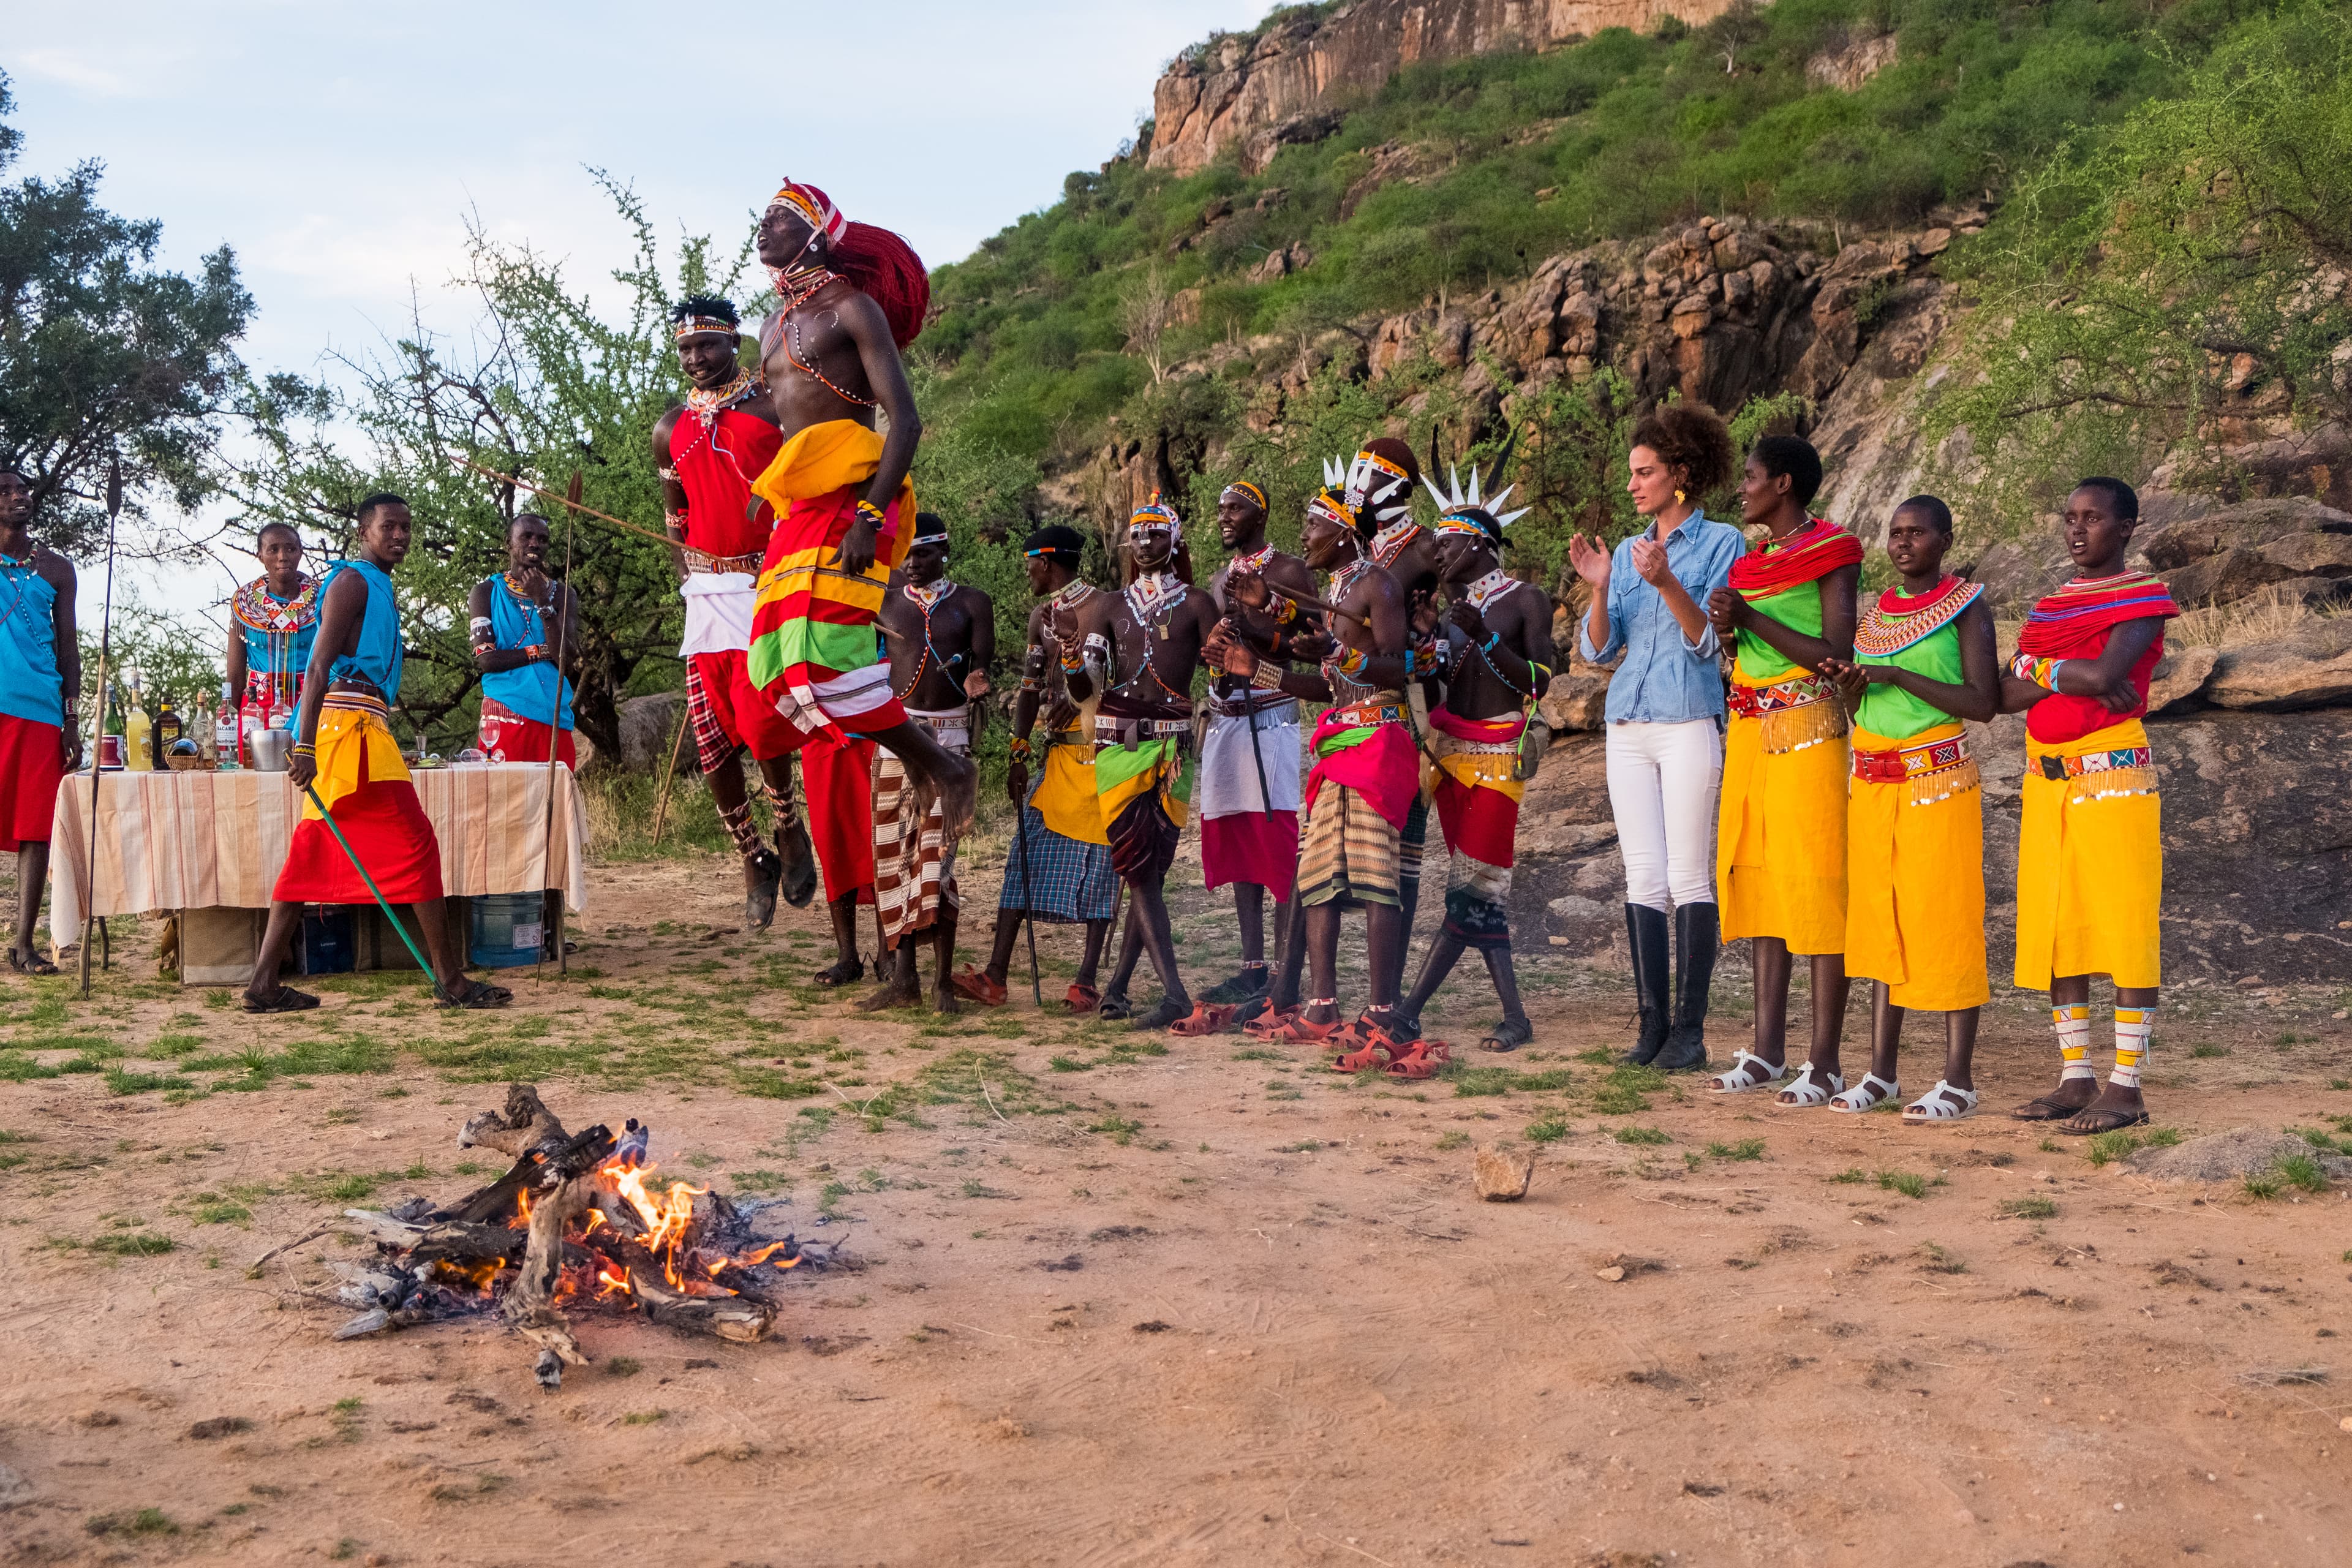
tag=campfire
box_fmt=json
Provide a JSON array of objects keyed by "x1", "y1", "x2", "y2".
[{"x1": 321, "y1": 1085, "x2": 829, "y2": 1387}]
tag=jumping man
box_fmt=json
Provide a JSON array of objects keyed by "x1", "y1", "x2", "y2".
[
  {"x1": 652, "y1": 294, "x2": 818, "y2": 928},
  {"x1": 747, "y1": 181, "x2": 975, "y2": 849},
  {"x1": 953, "y1": 526, "x2": 1120, "y2": 1011},
  {"x1": 246, "y1": 494, "x2": 508, "y2": 1012},
  {"x1": 0, "y1": 469, "x2": 78, "y2": 974},
  {"x1": 2002, "y1": 478, "x2": 2178, "y2": 1137},
  {"x1": 864, "y1": 513, "x2": 993, "y2": 1013},
  {"x1": 1192, "y1": 477, "x2": 1314, "y2": 1023},
  {"x1": 1068, "y1": 499, "x2": 1222, "y2": 1030},
  {"x1": 1396, "y1": 453, "x2": 1551, "y2": 1054}
]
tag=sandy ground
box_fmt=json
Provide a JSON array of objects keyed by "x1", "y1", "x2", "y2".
[{"x1": 4, "y1": 809, "x2": 2351, "y2": 1567}]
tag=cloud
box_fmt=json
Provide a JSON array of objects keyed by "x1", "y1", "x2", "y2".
[{"x1": 10, "y1": 47, "x2": 139, "y2": 98}]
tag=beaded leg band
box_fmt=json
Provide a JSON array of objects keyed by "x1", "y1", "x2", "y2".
[{"x1": 717, "y1": 796, "x2": 763, "y2": 858}]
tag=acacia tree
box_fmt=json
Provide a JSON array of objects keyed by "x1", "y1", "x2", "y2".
[
  {"x1": 224, "y1": 177, "x2": 740, "y2": 758},
  {"x1": 1924, "y1": 9, "x2": 2352, "y2": 526},
  {"x1": 0, "y1": 72, "x2": 254, "y2": 557}
]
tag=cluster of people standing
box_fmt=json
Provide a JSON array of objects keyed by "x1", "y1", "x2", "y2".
[{"x1": 0, "y1": 178, "x2": 2176, "y2": 1140}]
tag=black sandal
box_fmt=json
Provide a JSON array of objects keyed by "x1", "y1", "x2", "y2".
[
  {"x1": 243, "y1": 985, "x2": 320, "y2": 1014},
  {"x1": 7, "y1": 949, "x2": 58, "y2": 976},
  {"x1": 1134, "y1": 995, "x2": 1189, "y2": 1031},
  {"x1": 2053, "y1": 1106, "x2": 2150, "y2": 1137},
  {"x1": 1096, "y1": 990, "x2": 1134, "y2": 1022},
  {"x1": 745, "y1": 848, "x2": 783, "y2": 931},
  {"x1": 812, "y1": 957, "x2": 865, "y2": 988},
  {"x1": 1479, "y1": 1016, "x2": 1536, "y2": 1054},
  {"x1": 435, "y1": 979, "x2": 511, "y2": 1010},
  {"x1": 2011, "y1": 1092, "x2": 2098, "y2": 1122},
  {"x1": 777, "y1": 829, "x2": 819, "y2": 910}
]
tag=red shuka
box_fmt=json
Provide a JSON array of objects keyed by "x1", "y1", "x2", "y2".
[
  {"x1": 672, "y1": 408, "x2": 782, "y2": 560},
  {"x1": 0, "y1": 714, "x2": 63, "y2": 851},
  {"x1": 274, "y1": 747, "x2": 444, "y2": 906},
  {"x1": 2015, "y1": 571, "x2": 2181, "y2": 745}
]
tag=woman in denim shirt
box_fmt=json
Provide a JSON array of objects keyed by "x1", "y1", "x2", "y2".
[{"x1": 1569, "y1": 404, "x2": 1744, "y2": 1072}]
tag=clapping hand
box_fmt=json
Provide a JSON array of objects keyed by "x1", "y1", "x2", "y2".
[
  {"x1": 1225, "y1": 567, "x2": 1270, "y2": 612},
  {"x1": 1446, "y1": 600, "x2": 1488, "y2": 641},
  {"x1": 1817, "y1": 655, "x2": 1871, "y2": 706},
  {"x1": 1567, "y1": 533, "x2": 1611, "y2": 587},
  {"x1": 1629, "y1": 537, "x2": 1672, "y2": 586},
  {"x1": 1706, "y1": 585, "x2": 1746, "y2": 635}
]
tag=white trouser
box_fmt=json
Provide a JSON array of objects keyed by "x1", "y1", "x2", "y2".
[{"x1": 1604, "y1": 718, "x2": 1723, "y2": 912}]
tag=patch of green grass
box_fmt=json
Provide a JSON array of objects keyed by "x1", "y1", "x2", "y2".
[
  {"x1": 1434, "y1": 1130, "x2": 1469, "y2": 1150},
  {"x1": 731, "y1": 1169, "x2": 790, "y2": 1194},
  {"x1": 1525, "y1": 1115, "x2": 1570, "y2": 1144},
  {"x1": 1047, "y1": 1055, "x2": 1093, "y2": 1072},
  {"x1": 103, "y1": 1066, "x2": 197, "y2": 1096},
  {"x1": 730, "y1": 1067, "x2": 826, "y2": 1099},
  {"x1": 85, "y1": 1507, "x2": 178, "y2": 1537},
  {"x1": 1918, "y1": 1242, "x2": 1968, "y2": 1274},
  {"x1": 84, "y1": 1232, "x2": 175, "y2": 1257},
  {"x1": 1829, "y1": 1167, "x2": 1868, "y2": 1184},
  {"x1": 1999, "y1": 1195, "x2": 2058, "y2": 1220},
  {"x1": 2188, "y1": 1042, "x2": 2228, "y2": 1059},
  {"x1": 620, "y1": 1409, "x2": 666, "y2": 1426},
  {"x1": 2144, "y1": 1126, "x2": 2181, "y2": 1148},
  {"x1": 2086, "y1": 1131, "x2": 2144, "y2": 1167},
  {"x1": 1875, "y1": 1170, "x2": 1929, "y2": 1200},
  {"x1": 190, "y1": 1197, "x2": 251, "y2": 1226},
  {"x1": 1706, "y1": 1138, "x2": 1766, "y2": 1163},
  {"x1": 2244, "y1": 1171, "x2": 2283, "y2": 1199},
  {"x1": 2274, "y1": 1153, "x2": 2329, "y2": 1194},
  {"x1": 1613, "y1": 1125, "x2": 1670, "y2": 1145},
  {"x1": 1230, "y1": 1047, "x2": 1280, "y2": 1061},
  {"x1": 1088, "y1": 1115, "x2": 1142, "y2": 1146},
  {"x1": 1575, "y1": 1046, "x2": 1617, "y2": 1065},
  {"x1": 148, "y1": 1032, "x2": 205, "y2": 1058}
]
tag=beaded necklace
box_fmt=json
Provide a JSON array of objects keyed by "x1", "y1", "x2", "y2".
[
  {"x1": 769, "y1": 268, "x2": 877, "y2": 408},
  {"x1": 1120, "y1": 571, "x2": 1191, "y2": 700},
  {"x1": 1371, "y1": 519, "x2": 1422, "y2": 570},
  {"x1": 893, "y1": 578, "x2": 965, "y2": 701},
  {"x1": 232, "y1": 575, "x2": 318, "y2": 634},
  {"x1": 1464, "y1": 567, "x2": 1517, "y2": 612}
]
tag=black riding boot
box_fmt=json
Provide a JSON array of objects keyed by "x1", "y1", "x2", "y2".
[
  {"x1": 1655, "y1": 902, "x2": 1719, "y2": 1072},
  {"x1": 1621, "y1": 903, "x2": 1672, "y2": 1065}
]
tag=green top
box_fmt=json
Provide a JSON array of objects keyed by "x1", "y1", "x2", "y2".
[
  {"x1": 1733, "y1": 580, "x2": 1820, "y2": 682},
  {"x1": 1857, "y1": 617, "x2": 1964, "y2": 741}
]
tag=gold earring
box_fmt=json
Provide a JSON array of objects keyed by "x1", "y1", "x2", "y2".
[{"x1": 1675, "y1": 488, "x2": 1686, "y2": 504}]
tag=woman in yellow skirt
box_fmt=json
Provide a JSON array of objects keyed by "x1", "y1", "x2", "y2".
[
  {"x1": 1819, "y1": 496, "x2": 1999, "y2": 1120},
  {"x1": 1702, "y1": 437, "x2": 1861, "y2": 1100},
  {"x1": 2000, "y1": 479, "x2": 2179, "y2": 1136}
]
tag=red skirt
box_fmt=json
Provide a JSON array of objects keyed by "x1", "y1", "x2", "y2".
[
  {"x1": 477, "y1": 701, "x2": 576, "y2": 767},
  {"x1": 802, "y1": 730, "x2": 874, "y2": 905},
  {"x1": 0, "y1": 714, "x2": 64, "y2": 852},
  {"x1": 274, "y1": 748, "x2": 444, "y2": 905},
  {"x1": 1200, "y1": 810, "x2": 1298, "y2": 898},
  {"x1": 687, "y1": 649, "x2": 805, "y2": 768}
]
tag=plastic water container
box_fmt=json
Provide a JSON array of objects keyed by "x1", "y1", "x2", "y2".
[{"x1": 469, "y1": 892, "x2": 545, "y2": 969}]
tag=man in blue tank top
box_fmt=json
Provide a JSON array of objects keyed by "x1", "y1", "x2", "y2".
[
  {"x1": 244, "y1": 494, "x2": 510, "y2": 1011},
  {"x1": 469, "y1": 513, "x2": 578, "y2": 766},
  {"x1": 0, "y1": 468, "x2": 80, "y2": 975}
]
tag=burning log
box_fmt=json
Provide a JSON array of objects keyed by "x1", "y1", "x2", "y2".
[{"x1": 317, "y1": 1084, "x2": 827, "y2": 1387}]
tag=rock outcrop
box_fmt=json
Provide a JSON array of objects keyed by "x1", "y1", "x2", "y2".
[{"x1": 1148, "y1": 0, "x2": 1738, "y2": 176}]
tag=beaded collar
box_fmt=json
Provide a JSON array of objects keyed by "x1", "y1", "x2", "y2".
[
  {"x1": 1853, "y1": 576, "x2": 1983, "y2": 657},
  {"x1": 684, "y1": 369, "x2": 761, "y2": 428},
  {"x1": 1464, "y1": 567, "x2": 1518, "y2": 612},
  {"x1": 767, "y1": 267, "x2": 877, "y2": 409},
  {"x1": 233, "y1": 575, "x2": 318, "y2": 634},
  {"x1": 1124, "y1": 571, "x2": 1186, "y2": 627},
  {"x1": 902, "y1": 578, "x2": 955, "y2": 614},
  {"x1": 1228, "y1": 543, "x2": 1277, "y2": 576},
  {"x1": 1047, "y1": 579, "x2": 1095, "y2": 615},
  {"x1": 1371, "y1": 519, "x2": 1423, "y2": 569}
]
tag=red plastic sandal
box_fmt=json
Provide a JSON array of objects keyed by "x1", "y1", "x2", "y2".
[{"x1": 949, "y1": 965, "x2": 1008, "y2": 1007}]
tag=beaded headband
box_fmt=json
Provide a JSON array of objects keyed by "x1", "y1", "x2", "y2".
[
  {"x1": 1220, "y1": 480, "x2": 1267, "y2": 514},
  {"x1": 1128, "y1": 496, "x2": 1183, "y2": 545},
  {"x1": 1305, "y1": 488, "x2": 1355, "y2": 530},
  {"x1": 673, "y1": 315, "x2": 739, "y2": 341},
  {"x1": 770, "y1": 180, "x2": 849, "y2": 244}
]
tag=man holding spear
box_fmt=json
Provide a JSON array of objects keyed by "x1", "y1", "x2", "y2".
[
  {"x1": 243, "y1": 494, "x2": 508, "y2": 1012},
  {"x1": 0, "y1": 467, "x2": 78, "y2": 974}
]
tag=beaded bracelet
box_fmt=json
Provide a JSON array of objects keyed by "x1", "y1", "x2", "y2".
[
  {"x1": 289, "y1": 743, "x2": 316, "y2": 758},
  {"x1": 1335, "y1": 645, "x2": 1368, "y2": 677},
  {"x1": 1250, "y1": 658, "x2": 1284, "y2": 691},
  {"x1": 1008, "y1": 736, "x2": 1033, "y2": 760},
  {"x1": 854, "y1": 499, "x2": 889, "y2": 529}
]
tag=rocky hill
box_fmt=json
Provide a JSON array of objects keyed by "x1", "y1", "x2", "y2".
[{"x1": 1148, "y1": 0, "x2": 1736, "y2": 175}]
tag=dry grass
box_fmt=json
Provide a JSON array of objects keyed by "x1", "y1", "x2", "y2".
[{"x1": 2171, "y1": 584, "x2": 2342, "y2": 650}]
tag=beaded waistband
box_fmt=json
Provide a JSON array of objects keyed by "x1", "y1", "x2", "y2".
[
  {"x1": 323, "y1": 687, "x2": 388, "y2": 717},
  {"x1": 2037, "y1": 745, "x2": 2152, "y2": 782},
  {"x1": 681, "y1": 549, "x2": 762, "y2": 576},
  {"x1": 1727, "y1": 670, "x2": 1835, "y2": 718},
  {"x1": 1853, "y1": 731, "x2": 1970, "y2": 783},
  {"x1": 1326, "y1": 700, "x2": 1406, "y2": 729}
]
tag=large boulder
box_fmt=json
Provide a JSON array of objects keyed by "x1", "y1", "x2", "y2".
[
  {"x1": 2204, "y1": 622, "x2": 2352, "y2": 712},
  {"x1": 616, "y1": 690, "x2": 688, "y2": 775}
]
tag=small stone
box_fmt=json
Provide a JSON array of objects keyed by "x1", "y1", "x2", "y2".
[
  {"x1": 1596, "y1": 1265, "x2": 1627, "y2": 1283},
  {"x1": 1474, "y1": 1142, "x2": 1535, "y2": 1202},
  {"x1": 0, "y1": 1464, "x2": 31, "y2": 1506},
  {"x1": 2339, "y1": 1416, "x2": 2352, "y2": 1433},
  {"x1": 75, "y1": 1409, "x2": 119, "y2": 1428}
]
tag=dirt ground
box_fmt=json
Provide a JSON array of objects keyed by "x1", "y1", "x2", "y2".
[{"x1": 4, "y1": 803, "x2": 2351, "y2": 1567}]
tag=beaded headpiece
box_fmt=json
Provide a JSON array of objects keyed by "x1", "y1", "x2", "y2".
[
  {"x1": 1423, "y1": 430, "x2": 1525, "y2": 543},
  {"x1": 1219, "y1": 480, "x2": 1267, "y2": 514},
  {"x1": 911, "y1": 511, "x2": 950, "y2": 551},
  {"x1": 673, "y1": 315, "x2": 739, "y2": 342},
  {"x1": 1127, "y1": 495, "x2": 1183, "y2": 546},
  {"x1": 1344, "y1": 437, "x2": 1421, "y2": 528},
  {"x1": 1306, "y1": 458, "x2": 1357, "y2": 531},
  {"x1": 770, "y1": 180, "x2": 849, "y2": 245}
]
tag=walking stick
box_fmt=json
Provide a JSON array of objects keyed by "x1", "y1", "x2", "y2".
[
  {"x1": 532, "y1": 473, "x2": 579, "y2": 982},
  {"x1": 1011, "y1": 772, "x2": 1044, "y2": 1008},
  {"x1": 76, "y1": 455, "x2": 121, "y2": 997},
  {"x1": 448, "y1": 456, "x2": 676, "y2": 549},
  {"x1": 648, "y1": 705, "x2": 688, "y2": 848},
  {"x1": 302, "y1": 783, "x2": 445, "y2": 999}
]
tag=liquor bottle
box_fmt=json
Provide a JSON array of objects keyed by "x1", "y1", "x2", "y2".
[
  {"x1": 124, "y1": 675, "x2": 153, "y2": 772},
  {"x1": 215, "y1": 682, "x2": 240, "y2": 771},
  {"x1": 101, "y1": 682, "x2": 126, "y2": 771},
  {"x1": 156, "y1": 692, "x2": 183, "y2": 766}
]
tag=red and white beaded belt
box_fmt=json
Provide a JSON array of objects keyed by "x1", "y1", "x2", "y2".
[
  {"x1": 681, "y1": 548, "x2": 762, "y2": 576},
  {"x1": 1852, "y1": 731, "x2": 1970, "y2": 783},
  {"x1": 1727, "y1": 670, "x2": 1836, "y2": 719}
]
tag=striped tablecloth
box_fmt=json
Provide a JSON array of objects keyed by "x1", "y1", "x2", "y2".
[{"x1": 46, "y1": 764, "x2": 589, "y2": 941}]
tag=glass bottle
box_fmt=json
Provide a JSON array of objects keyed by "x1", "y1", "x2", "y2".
[
  {"x1": 215, "y1": 681, "x2": 240, "y2": 771},
  {"x1": 124, "y1": 674, "x2": 153, "y2": 772}
]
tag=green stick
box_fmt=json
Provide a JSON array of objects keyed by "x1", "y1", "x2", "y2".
[{"x1": 301, "y1": 782, "x2": 443, "y2": 998}]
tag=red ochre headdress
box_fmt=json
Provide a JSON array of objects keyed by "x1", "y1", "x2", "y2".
[{"x1": 769, "y1": 178, "x2": 932, "y2": 350}]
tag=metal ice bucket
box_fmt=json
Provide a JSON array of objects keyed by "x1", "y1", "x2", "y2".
[{"x1": 250, "y1": 727, "x2": 293, "y2": 772}]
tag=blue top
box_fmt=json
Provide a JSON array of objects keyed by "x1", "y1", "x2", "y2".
[
  {"x1": 0, "y1": 554, "x2": 62, "y2": 727},
  {"x1": 320, "y1": 559, "x2": 404, "y2": 699},
  {"x1": 1577, "y1": 511, "x2": 1746, "y2": 724},
  {"x1": 480, "y1": 575, "x2": 573, "y2": 729}
]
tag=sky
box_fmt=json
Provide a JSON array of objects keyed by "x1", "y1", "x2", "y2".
[{"x1": 2, "y1": 0, "x2": 1270, "y2": 627}]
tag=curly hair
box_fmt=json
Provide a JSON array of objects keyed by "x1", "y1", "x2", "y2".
[{"x1": 1630, "y1": 402, "x2": 1735, "y2": 502}]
